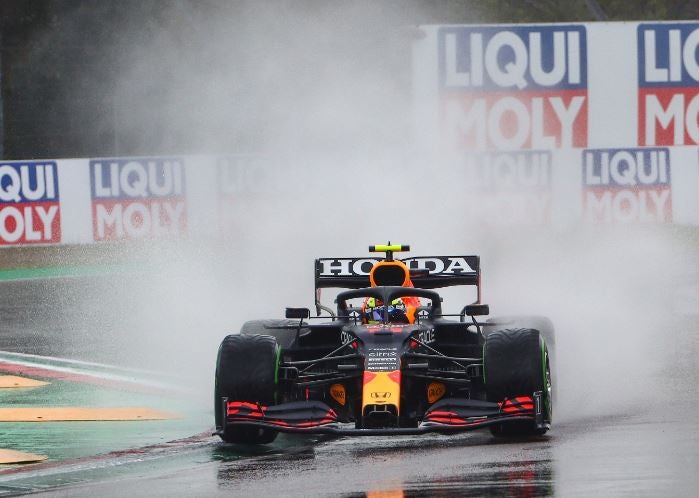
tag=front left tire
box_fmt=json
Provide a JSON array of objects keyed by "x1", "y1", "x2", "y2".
[{"x1": 214, "y1": 334, "x2": 280, "y2": 444}]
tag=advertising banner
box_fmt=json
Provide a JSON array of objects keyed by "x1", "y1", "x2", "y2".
[
  {"x1": 437, "y1": 24, "x2": 588, "y2": 151},
  {"x1": 90, "y1": 158, "x2": 187, "y2": 241},
  {"x1": 0, "y1": 161, "x2": 61, "y2": 245},
  {"x1": 1, "y1": 21, "x2": 698, "y2": 251},
  {"x1": 582, "y1": 147, "x2": 671, "y2": 223},
  {"x1": 414, "y1": 21, "x2": 699, "y2": 227},
  {"x1": 463, "y1": 150, "x2": 552, "y2": 225},
  {"x1": 638, "y1": 23, "x2": 699, "y2": 146},
  {"x1": 217, "y1": 155, "x2": 276, "y2": 237}
]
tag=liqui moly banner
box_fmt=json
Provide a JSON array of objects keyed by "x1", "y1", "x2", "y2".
[
  {"x1": 438, "y1": 25, "x2": 588, "y2": 150},
  {"x1": 463, "y1": 150, "x2": 552, "y2": 224},
  {"x1": 0, "y1": 162, "x2": 60, "y2": 244},
  {"x1": 582, "y1": 148, "x2": 671, "y2": 223},
  {"x1": 90, "y1": 158, "x2": 187, "y2": 241},
  {"x1": 216, "y1": 155, "x2": 278, "y2": 235},
  {"x1": 638, "y1": 23, "x2": 699, "y2": 146}
]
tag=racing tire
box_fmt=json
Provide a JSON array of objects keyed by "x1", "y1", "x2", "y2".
[
  {"x1": 484, "y1": 328, "x2": 552, "y2": 437},
  {"x1": 214, "y1": 334, "x2": 280, "y2": 444},
  {"x1": 484, "y1": 315, "x2": 556, "y2": 350},
  {"x1": 241, "y1": 320, "x2": 301, "y2": 349}
]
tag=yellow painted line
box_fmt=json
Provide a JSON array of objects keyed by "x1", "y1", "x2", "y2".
[
  {"x1": 0, "y1": 449, "x2": 48, "y2": 464},
  {"x1": 0, "y1": 407, "x2": 177, "y2": 422},
  {"x1": 366, "y1": 491, "x2": 404, "y2": 498},
  {"x1": 0, "y1": 375, "x2": 49, "y2": 388}
]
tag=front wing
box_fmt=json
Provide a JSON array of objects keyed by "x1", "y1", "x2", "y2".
[{"x1": 218, "y1": 393, "x2": 546, "y2": 437}]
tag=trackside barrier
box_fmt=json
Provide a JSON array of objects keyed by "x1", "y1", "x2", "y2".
[
  {"x1": 2, "y1": 21, "x2": 699, "y2": 246},
  {"x1": 0, "y1": 148, "x2": 697, "y2": 248},
  {"x1": 411, "y1": 21, "x2": 699, "y2": 226}
]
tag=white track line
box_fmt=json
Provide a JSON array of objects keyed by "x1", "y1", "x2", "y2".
[
  {"x1": 0, "y1": 350, "x2": 168, "y2": 376},
  {"x1": 0, "y1": 352, "x2": 181, "y2": 391}
]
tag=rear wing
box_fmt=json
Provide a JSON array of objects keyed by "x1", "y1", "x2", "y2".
[{"x1": 314, "y1": 255, "x2": 481, "y2": 315}]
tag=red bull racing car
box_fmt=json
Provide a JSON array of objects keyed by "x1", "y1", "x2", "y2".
[{"x1": 214, "y1": 244, "x2": 554, "y2": 444}]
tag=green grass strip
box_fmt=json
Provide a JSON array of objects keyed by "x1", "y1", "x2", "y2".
[{"x1": 0, "y1": 263, "x2": 148, "y2": 281}]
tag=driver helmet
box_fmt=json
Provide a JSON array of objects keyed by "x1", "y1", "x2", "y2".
[{"x1": 363, "y1": 297, "x2": 408, "y2": 324}]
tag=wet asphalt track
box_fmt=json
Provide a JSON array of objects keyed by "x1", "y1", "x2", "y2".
[
  {"x1": 12, "y1": 398, "x2": 699, "y2": 497},
  {"x1": 1, "y1": 276, "x2": 698, "y2": 497}
]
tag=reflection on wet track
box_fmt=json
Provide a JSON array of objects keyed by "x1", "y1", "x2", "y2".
[
  {"x1": 215, "y1": 434, "x2": 556, "y2": 497},
  {"x1": 2, "y1": 392, "x2": 699, "y2": 496}
]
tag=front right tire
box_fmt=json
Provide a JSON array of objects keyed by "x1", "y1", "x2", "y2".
[{"x1": 484, "y1": 328, "x2": 552, "y2": 437}]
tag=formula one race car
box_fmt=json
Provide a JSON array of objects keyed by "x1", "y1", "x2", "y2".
[{"x1": 214, "y1": 244, "x2": 554, "y2": 444}]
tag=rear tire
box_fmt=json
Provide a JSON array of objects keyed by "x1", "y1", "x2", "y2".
[
  {"x1": 484, "y1": 328, "x2": 552, "y2": 437},
  {"x1": 214, "y1": 334, "x2": 280, "y2": 444}
]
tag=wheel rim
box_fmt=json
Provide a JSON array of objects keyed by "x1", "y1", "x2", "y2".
[{"x1": 543, "y1": 348, "x2": 552, "y2": 421}]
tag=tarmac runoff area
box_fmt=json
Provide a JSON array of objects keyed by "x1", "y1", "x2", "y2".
[{"x1": 0, "y1": 351, "x2": 205, "y2": 468}]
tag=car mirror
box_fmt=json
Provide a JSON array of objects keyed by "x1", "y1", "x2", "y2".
[
  {"x1": 462, "y1": 304, "x2": 490, "y2": 316},
  {"x1": 285, "y1": 307, "x2": 310, "y2": 320}
]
